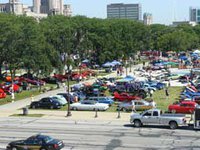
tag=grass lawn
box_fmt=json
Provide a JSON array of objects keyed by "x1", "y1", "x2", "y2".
[
  {"x1": 0, "y1": 81, "x2": 77, "y2": 106},
  {"x1": 10, "y1": 114, "x2": 44, "y2": 117},
  {"x1": 148, "y1": 86, "x2": 184, "y2": 112}
]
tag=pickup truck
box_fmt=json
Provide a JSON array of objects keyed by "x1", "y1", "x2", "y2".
[{"x1": 130, "y1": 109, "x2": 187, "y2": 129}]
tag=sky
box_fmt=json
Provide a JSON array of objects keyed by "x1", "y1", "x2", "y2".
[{"x1": 1, "y1": 0, "x2": 200, "y2": 25}]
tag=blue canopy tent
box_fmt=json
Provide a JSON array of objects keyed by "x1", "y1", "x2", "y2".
[
  {"x1": 102, "y1": 62, "x2": 115, "y2": 68},
  {"x1": 111, "y1": 60, "x2": 122, "y2": 65}
]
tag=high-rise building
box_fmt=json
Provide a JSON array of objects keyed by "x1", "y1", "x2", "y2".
[
  {"x1": 33, "y1": 0, "x2": 63, "y2": 15},
  {"x1": 190, "y1": 7, "x2": 200, "y2": 23},
  {"x1": 107, "y1": 3, "x2": 142, "y2": 21},
  {"x1": 143, "y1": 13, "x2": 153, "y2": 25}
]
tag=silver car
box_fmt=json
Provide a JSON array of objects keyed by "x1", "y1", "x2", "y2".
[
  {"x1": 70, "y1": 100, "x2": 109, "y2": 111},
  {"x1": 118, "y1": 100, "x2": 156, "y2": 112}
]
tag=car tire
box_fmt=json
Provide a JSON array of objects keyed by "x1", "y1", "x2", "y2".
[
  {"x1": 134, "y1": 120, "x2": 142, "y2": 127},
  {"x1": 169, "y1": 121, "x2": 178, "y2": 129},
  {"x1": 73, "y1": 107, "x2": 78, "y2": 111},
  {"x1": 11, "y1": 147, "x2": 17, "y2": 150},
  {"x1": 32, "y1": 105, "x2": 36, "y2": 109},
  {"x1": 50, "y1": 106, "x2": 54, "y2": 109},
  {"x1": 171, "y1": 109, "x2": 176, "y2": 114},
  {"x1": 122, "y1": 107, "x2": 128, "y2": 112}
]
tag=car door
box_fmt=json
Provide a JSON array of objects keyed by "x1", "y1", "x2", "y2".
[
  {"x1": 141, "y1": 111, "x2": 152, "y2": 124},
  {"x1": 24, "y1": 138, "x2": 42, "y2": 150},
  {"x1": 149, "y1": 111, "x2": 160, "y2": 124},
  {"x1": 41, "y1": 98, "x2": 51, "y2": 108}
]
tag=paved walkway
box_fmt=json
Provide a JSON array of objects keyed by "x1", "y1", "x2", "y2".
[{"x1": 0, "y1": 64, "x2": 143, "y2": 120}]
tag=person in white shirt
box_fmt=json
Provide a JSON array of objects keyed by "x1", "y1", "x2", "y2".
[{"x1": 131, "y1": 101, "x2": 136, "y2": 113}]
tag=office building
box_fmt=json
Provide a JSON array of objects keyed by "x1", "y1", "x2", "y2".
[
  {"x1": 33, "y1": 0, "x2": 64, "y2": 15},
  {"x1": 190, "y1": 7, "x2": 200, "y2": 23},
  {"x1": 143, "y1": 13, "x2": 153, "y2": 25},
  {"x1": 107, "y1": 3, "x2": 142, "y2": 21}
]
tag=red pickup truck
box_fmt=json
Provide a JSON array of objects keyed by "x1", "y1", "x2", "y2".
[
  {"x1": 114, "y1": 92, "x2": 141, "y2": 101},
  {"x1": 168, "y1": 101, "x2": 197, "y2": 114}
]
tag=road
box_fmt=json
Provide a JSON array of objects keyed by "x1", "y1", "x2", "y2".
[{"x1": 0, "y1": 117, "x2": 199, "y2": 150}]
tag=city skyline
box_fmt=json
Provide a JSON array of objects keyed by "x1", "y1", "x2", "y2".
[{"x1": 1, "y1": 0, "x2": 200, "y2": 25}]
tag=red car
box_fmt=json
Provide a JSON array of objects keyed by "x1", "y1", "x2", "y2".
[
  {"x1": 0, "y1": 88, "x2": 6, "y2": 99},
  {"x1": 114, "y1": 92, "x2": 141, "y2": 101},
  {"x1": 1, "y1": 84, "x2": 21, "y2": 94},
  {"x1": 168, "y1": 101, "x2": 197, "y2": 114}
]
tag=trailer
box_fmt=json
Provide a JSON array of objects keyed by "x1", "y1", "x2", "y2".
[{"x1": 194, "y1": 105, "x2": 200, "y2": 129}]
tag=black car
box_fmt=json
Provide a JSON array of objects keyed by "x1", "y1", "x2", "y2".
[
  {"x1": 30, "y1": 97, "x2": 62, "y2": 109},
  {"x1": 7, "y1": 134, "x2": 64, "y2": 150}
]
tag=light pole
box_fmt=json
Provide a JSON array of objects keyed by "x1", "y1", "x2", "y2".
[{"x1": 66, "y1": 65, "x2": 72, "y2": 117}]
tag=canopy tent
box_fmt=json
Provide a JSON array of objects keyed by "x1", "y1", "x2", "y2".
[
  {"x1": 193, "y1": 50, "x2": 200, "y2": 54},
  {"x1": 82, "y1": 59, "x2": 90, "y2": 63},
  {"x1": 102, "y1": 62, "x2": 115, "y2": 67},
  {"x1": 111, "y1": 60, "x2": 122, "y2": 65}
]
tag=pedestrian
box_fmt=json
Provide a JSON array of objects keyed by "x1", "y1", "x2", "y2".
[
  {"x1": 168, "y1": 79, "x2": 171, "y2": 87},
  {"x1": 143, "y1": 61, "x2": 145, "y2": 67},
  {"x1": 131, "y1": 101, "x2": 136, "y2": 113},
  {"x1": 150, "y1": 99, "x2": 156, "y2": 108},
  {"x1": 149, "y1": 89, "x2": 153, "y2": 98},
  {"x1": 165, "y1": 87, "x2": 169, "y2": 100},
  {"x1": 31, "y1": 94, "x2": 34, "y2": 102}
]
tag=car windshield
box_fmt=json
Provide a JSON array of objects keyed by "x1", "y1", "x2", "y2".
[{"x1": 43, "y1": 136, "x2": 53, "y2": 143}]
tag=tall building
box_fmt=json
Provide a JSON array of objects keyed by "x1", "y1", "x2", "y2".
[
  {"x1": 33, "y1": 0, "x2": 64, "y2": 15},
  {"x1": 8, "y1": 0, "x2": 23, "y2": 15},
  {"x1": 190, "y1": 7, "x2": 200, "y2": 23},
  {"x1": 143, "y1": 13, "x2": 153, "y2": 25},
  {"x1": 107, "y1": 3, "x2": 142, "y2": 21}
]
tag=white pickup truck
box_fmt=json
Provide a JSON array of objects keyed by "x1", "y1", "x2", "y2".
[{"x1": 130, "y1": 109, "x2": 187, "y2": 129}]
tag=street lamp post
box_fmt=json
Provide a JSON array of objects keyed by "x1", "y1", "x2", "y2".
[{"x1": 66, "y1": 67, "x2": 72, "y2": 117}]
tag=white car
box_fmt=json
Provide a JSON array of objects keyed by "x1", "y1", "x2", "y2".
[{"x1": 70, "y1": 100, "x2": 109, "y2": 111}]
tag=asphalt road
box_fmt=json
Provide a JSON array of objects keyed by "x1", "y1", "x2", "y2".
[{"x1": 0, "y1": 117, "x2": 199, "y2": 150}]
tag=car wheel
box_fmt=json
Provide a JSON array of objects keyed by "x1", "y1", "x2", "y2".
[
  {"x1": 32, "y1": 105, "x2": 36, "y2": 109},
  {"x1": 134, "y1": 120, "x2": 142, "y2": 127},
  {"x1": 171, "y1": 109, "x2": 176, "y2": 114},
  {"x1": 169, "y1": 121, "x2": 178, "y2": 129},
  {"x1": 73, "y1": 107, "x2": 78, "y2": 111},
  {"x1": 50, "y1": 106, "x2": 54, "y2": 109},
  {"x1": 122, "y1": 107, "x2": 128, "y2": 112},
  {"x1": 11, "y1": 147, "x2": 17, "y2": 150}
]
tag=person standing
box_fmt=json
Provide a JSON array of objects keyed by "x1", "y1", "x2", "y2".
[
  {"x1": 131, "y1": 101, "x2": 136, "y2": 113},
  {"x1": 165, "y1": 87, "x2": 169, "y2": 100}
]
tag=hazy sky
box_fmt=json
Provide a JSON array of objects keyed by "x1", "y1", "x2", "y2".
[{"x1": 1, "y1": 0, "x2": 200, "y2": 25}]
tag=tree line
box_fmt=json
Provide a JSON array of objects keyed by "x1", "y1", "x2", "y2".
[{"x1": 0, "y1": 13, "x2": 200, "y2": 77}]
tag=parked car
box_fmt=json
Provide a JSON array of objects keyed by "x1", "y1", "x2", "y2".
[
  {"x1": 6, "y1": 134, "x2": 64, "y2": 150},
  {"x1": 30, "y1": 97, "x2": 63, "y2": 109},
  {"x1": 130, "y1": 109, "x2": 187, "y2": 129},
  {"x1": 168, "y1": 101, "x2": 197, "y2": 114},
  {"x1": 86, "y1": 97, "x2": 114, "y2": 105},
  {"x1": 70, "y1": 100, "x2": 109, "y2": 111},
  {"x1": 114, "y1": 92, "x2": 141, "y2": 101},
  {"x1": 118, "y1": 100, "x2": 156, "y2": 112},
  {"x1": 57, "y1": 93, "x2": 74, "y2": 103},
  {"x1": 1, "y1": 83, "x2": 21, "y2": 94},
  {"x1": 49, "y1": 95, "x2": 67, "y2": 105},
  {"x1": 0, "y1": 88, "x2": 6, "y2": 99}
]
